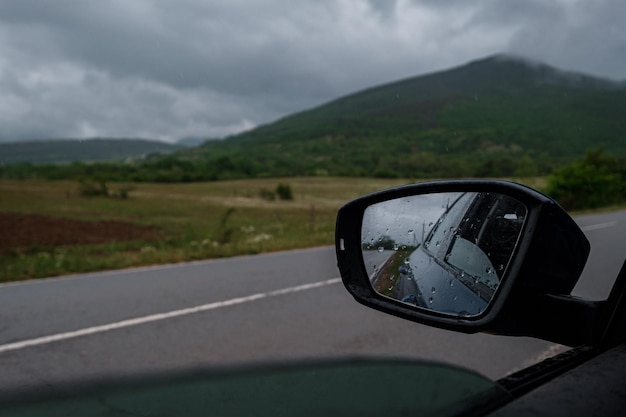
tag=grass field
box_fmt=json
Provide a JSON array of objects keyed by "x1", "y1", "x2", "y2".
[{"x1": 0, "y1": 177, "x2": 547, "y2": 283}]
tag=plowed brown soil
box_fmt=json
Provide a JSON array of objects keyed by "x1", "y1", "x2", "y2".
[{"x1": 0, "y1": 212, "x2": 159, "y2": 253}]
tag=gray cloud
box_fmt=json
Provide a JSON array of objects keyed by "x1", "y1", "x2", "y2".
[{"x1": 0, "y1": 0, "x2": 623, "y2": 143}]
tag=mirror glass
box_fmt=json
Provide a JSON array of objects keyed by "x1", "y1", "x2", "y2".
[{"x1": 361, "y1": 192, "x2": 527, "y2": 317}]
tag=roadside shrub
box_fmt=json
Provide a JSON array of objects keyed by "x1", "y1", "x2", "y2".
[
  {"x1": 78, "y1": 180, "x2": 109, "y2": 197},
  {"x1": 276, "y1": 183, "x2": 293, "y2": 200},
  {"x1": 216, "y1": 207, "x2": 237, "y2": 244},
  {"x1": 111, "y1": 186, "x2": 135, "y2": 199},
  {"x1": 77, "y1": 180, "x2": 134, "y2": 199},
  {"x1": 545, "y1": 149, "x2": 625, "y2": 210}
]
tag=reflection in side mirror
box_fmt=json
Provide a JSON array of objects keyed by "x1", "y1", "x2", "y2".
[{"x1": 361, "y1": 192, "x2": 527, "y2": 317}]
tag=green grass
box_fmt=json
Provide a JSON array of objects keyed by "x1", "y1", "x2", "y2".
[
  {"x1": 0, "y1": 178, "x2": 411, "y2": 282},
  {"x1": 0, "y1": 176, "x2": 556, "y2": 283}
]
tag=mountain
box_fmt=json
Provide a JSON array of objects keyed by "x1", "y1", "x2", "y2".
[
  {"x1": 196, "y1": 54, "x2": 626, "y2": 179},
  {"x1": 2, "y1": 55, "x2": 624, "y2": 182},
  {"x1": 0, "y1": 138, "x2": 181, "y2": 165}
]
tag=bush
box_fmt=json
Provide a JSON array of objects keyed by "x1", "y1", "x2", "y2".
[
  {"x1": 545, "y1": 149, "x2": 625, "y2": 210},
  {"x1": 78, "y1": 180, "x2": 109, "y2": 197},
  {"x1": 216, "y1": 207, "x2": 237, "y2": 244},
  {"x1": 276, "y1": 183, "x2": 293, "y2": 200}
]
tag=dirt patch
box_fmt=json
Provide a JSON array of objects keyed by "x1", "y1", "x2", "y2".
[{"x1": 0, "y1": 212, "x2": 160, "y2": 253}]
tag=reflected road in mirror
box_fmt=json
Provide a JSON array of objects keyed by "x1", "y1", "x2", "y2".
[{"x1": 361, "y1": 192, "x2": 527, "y2": 317}]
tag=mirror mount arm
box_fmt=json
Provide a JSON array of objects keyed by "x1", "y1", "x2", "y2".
[
  {"x1": 598, "y1": 260, "x2": 626, "y2": 348},
  {"x1": 488, "y1": 292, "x2": 605, "y2": 347}
]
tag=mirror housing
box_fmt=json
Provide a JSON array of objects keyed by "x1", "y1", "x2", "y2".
[{"x1": 335, "y1": 180, "x2": 603, "y2": 347}]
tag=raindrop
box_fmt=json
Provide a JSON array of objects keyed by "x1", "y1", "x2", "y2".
[
  {"x1": 431, "y1": 287, "x2": 436, "y2": 294},
  {"x1": 428, "y1": 297, "x2": 434, "y2": 304},
  {"x1": 378, "y1": 247, "x2": 384, "y2": 253},
  {"x1": 498, "y1": 264, "x2": 505, "y2": 271},
  {"x1": 453, "y1": 295, "x2": 458, "y2": 301},
  {"x1": 393, "y1": 244, "x2": 399, "y2": 251},
  {"x1": 449, "y1": 280, "x2": 454, "y2": 287},
  {"x1": 388, "y1": 286, "x2": 394, "y2": 291},
  {"x1": 435, "y1": 241, "x2": 441, "y2": 247},
  {"x1": 407, "y1": 229, "x2": 414, "y2": 235},
  {"x1": 390, "y1": 275, "x2": 395, "y2": 281}
]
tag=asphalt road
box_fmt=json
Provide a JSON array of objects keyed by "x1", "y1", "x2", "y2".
[{"x1": 0, "y1": 210, "x2": 624, "y2": 393}]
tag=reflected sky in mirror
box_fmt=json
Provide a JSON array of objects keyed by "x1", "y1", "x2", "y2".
[{"x1": 362, "y1": 193, "x2": 463, "y2": 250}]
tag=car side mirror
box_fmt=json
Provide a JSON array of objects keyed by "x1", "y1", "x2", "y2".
[{"x1": 335, "y1": 180, "x2": 610, "y2": 347}]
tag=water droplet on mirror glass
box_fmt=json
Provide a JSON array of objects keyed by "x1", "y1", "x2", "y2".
[
  {"x1": 453, "y1": 295, "x2": 458, "y2": 301},
  {"x1": 449, "y1": 280, "x2": 454, "y2": 287},
  {"x1": 393, "y1": 244, "x2": 399, "y2": 251},
  {"x1": 431, "y1": 287, "x2": 436, "y2": 294},
  {"x1": 428, "y1": 297, "x2": 434, "y2": 304},
  {"x1": 378, "y1": 247, "x2": 384, "y2": 253},
  {"x1": 498, "y1": 264, "x2": 504, "y2": 271},
  {"x1": 390, "y1": 275, "x2": 395, "y2": 281},
  {"x1": 407, "y1": 229, "x2": 414, "y2": 235},
  {"x1": 435, "y1": 241, "x2": 441, "y2": 247}
]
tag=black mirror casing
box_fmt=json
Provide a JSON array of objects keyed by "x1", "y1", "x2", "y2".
[{"x1": 335, "y1": 180, "x2": 597, "y2": 347}]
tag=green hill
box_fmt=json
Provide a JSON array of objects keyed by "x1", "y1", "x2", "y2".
[
  {"x1": 0, "y1": 138, "x2": 181, "y2": 165},
  {"x1": 1, "y1": 54, "x2": 625, "y2": 182},
  {"x1": 196, "y1": 54, "x2": 626, "y2": 179}
]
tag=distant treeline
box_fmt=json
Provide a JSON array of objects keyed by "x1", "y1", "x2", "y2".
[
  {"x1": 0, "y1": 147, "x2": 624, "y2": 185},
  {"x1": 1, "y1": 148, "x2": 625, "y2": 211},
  {"x1": 0, "y1": 151, "x2": 573, "y2": 182}
]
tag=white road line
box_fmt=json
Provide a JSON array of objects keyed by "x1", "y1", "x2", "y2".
[
  {"x1": 0, "y1": 278, "x2": 342, "y2": 354},
  {"x1": 580, "y1": 221, "x2": 617, "y2": 232}
]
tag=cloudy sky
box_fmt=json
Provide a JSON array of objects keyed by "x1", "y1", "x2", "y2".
[{"x1": 1, "y1": 0, "x2": 624, "y2": 143}]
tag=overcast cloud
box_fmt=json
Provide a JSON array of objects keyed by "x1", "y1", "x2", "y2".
[{"x1": 0, "y1": 0, "x2": 624, "y2": 143}]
